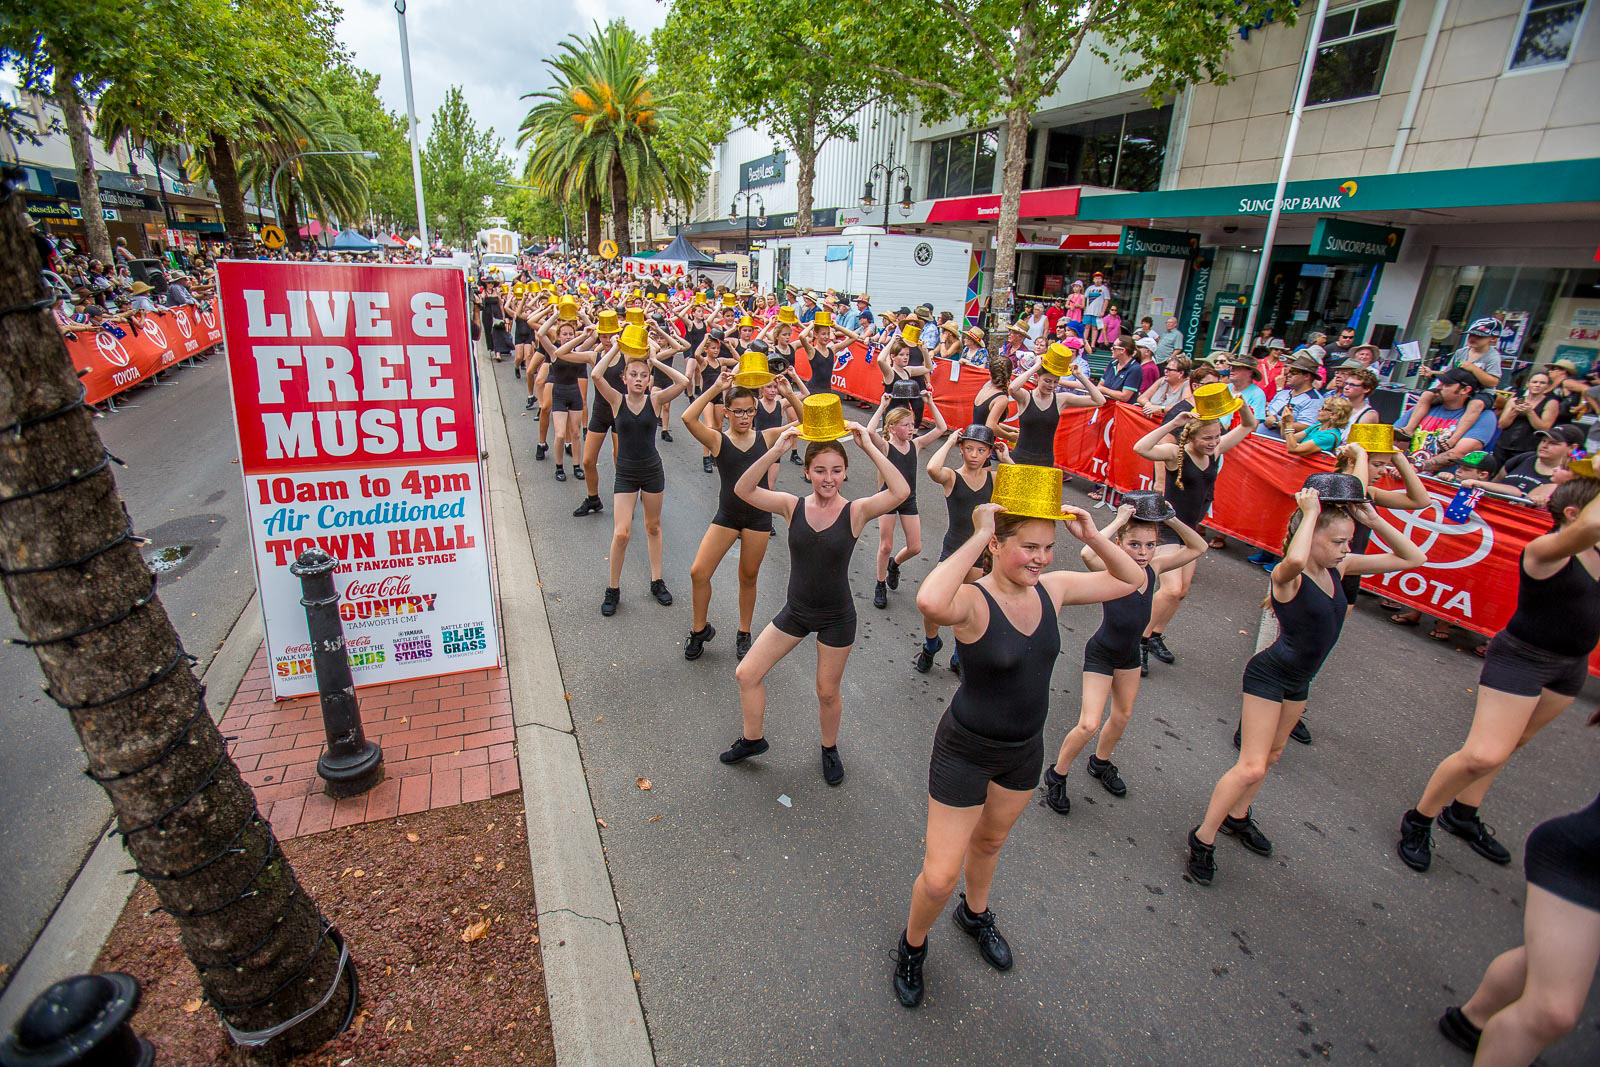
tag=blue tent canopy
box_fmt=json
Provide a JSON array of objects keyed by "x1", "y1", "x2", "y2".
[{"x1": 331, "y1": 228, "x2": 379, "y2": 251}]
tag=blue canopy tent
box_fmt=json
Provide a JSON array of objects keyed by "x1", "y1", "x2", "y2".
[{"x1": 330, "y1": 228, "x2": 379, "y2": 251}]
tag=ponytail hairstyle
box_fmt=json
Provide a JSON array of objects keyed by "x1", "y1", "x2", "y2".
[
  {"x1": 1172, "y1": 418, "x2": 1212, "y2": 489},
  {"x1": 1262, "y1": 504, "x2": 1356, "y2": 607}
]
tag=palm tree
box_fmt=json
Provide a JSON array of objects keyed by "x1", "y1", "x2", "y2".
[{"x1": 228, "y1": 94, "x2": 372, "y2": 251}]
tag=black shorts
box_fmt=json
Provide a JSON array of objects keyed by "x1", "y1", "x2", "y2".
[
  {"x1": 1083, "y1": 634, "x2": 1140, "y2": 675},
  {"x1": 588, "y1": 403, "x2": 614, "y2": 435},
  {"x1": 928, "y1": 710, "x2": 1043, "y2": 807},
  {"x1": 772, "y1": 603, "x2": 856, "y2": 648},
  {"x1": 548, "y1": 383, "x2": 583, "y2": 411},
  {"x1": 1241, "y1": 648, "x2": 1314, "y2": 703},
  {"x1": 513, "y1": 321, "x2": 535, "y2": 345},
  {"x1": 614, "y1": 462, "x2": 665, "y2": 495},
  {"x1": 711, "y1": 509, "x2": 773, "y2": 534},
  {"x1": 1525, "y1": 792, "x2": 1600, "y2": 912},
  {"x1": 892, "y1": 494, "x2": 919, "y2": 517},
  {"x1": 1478, "y1": 630, "x2": 1589, "y2": 698}
]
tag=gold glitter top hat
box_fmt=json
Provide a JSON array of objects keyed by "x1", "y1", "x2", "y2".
[
  {"x1": 595, "y1": 309, "x2": 621, "y2": 335},
  {"x1": 625, "y1": 307, "x2": 647, "y2": 327},
  {"x1": 1346, "y1": 423, "x2": 1397, "y2": 454},
  {"x1": 797, "y1": 394, "x2": 851, "y2": 441},
  {"x1": 693, "y1": 291, "x2": 707, "y2": 305},
  {"x1": 557, "y1": 296, "x2": 578, "y2": 322},
  {"x1": 1040, "y1": 343, "x2": 1076, "y2": 378},
  {"x1": 1192, "y1": 382, "x2": 1243, "y2": 421},
  {"x1": 900, "y1": 322, "x2": 922, "y2": 346},
  {"x1": 618, "y1": 323, "x2": 650, "y2": 360},
  {"x1": 813, "y1": 311, "x2": 833, "y2": 328},
  {"x1": 1568, "y1": 455, "x2": 1598, "y2": 480},
  {"x1": 993, "y1": 464, "x2": 1073, "y2": 521},
  {"x1": 720, "y1": 293, "x2": 737, "y2": 308},
  {"x1": 733, "y1": 349, "x2": 776, "y2": 388}
]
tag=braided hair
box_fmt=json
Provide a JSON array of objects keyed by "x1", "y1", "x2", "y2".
[
  {"x1": 1172, "y1": 418, "x2": 1210, "y2": 490},
  {"x1": 987, "y1": 352, "x2": 1012, "y2": 389}
]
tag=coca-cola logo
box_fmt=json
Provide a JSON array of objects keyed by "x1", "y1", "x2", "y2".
[
  {"x1": 140, "y1": 316, "x2": 168, "y2": 349},
  {"x1": 345, "y1": 575, "x2": 412, "y2": 600},
  {"x1": 172, "y1": 308, "x2": 193, "y2": 338},
  {"x1": 95, "y1": 329, "x2": 131, "y2": 368}
]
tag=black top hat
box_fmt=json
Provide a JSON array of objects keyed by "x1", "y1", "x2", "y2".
[
  {"x1": 709, "y1": 328, "x2": 726, "y2": 341},
  {"x1": 1303, "y1": 471, "x2": 1371, "y2": 504},
  {"x1": 956, "y1": 424, "x2": 996, "y2": 446},
  {"x1": 1121, "y1": 490, "x2": 1176, "y2": 522},
  {"x1": 746, "y1": 339, "x2": 770, "y2": 354},
  {"x1": 889, "y1": 379, "x2": 921, "y2": 399}
]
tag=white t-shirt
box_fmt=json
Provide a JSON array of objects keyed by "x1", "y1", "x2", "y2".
[
  {"x1": 1085, "y1": 284, "x2": 1110, "y2": 317},
  {"x1": 1026, "y1": 315, "x2": 1048, "y2": 342}
]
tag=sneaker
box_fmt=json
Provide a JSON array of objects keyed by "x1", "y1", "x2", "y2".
[
  {"x1": 952, "y1": 894, "x2": 1012, "y2": 971},
  {"x1": 886, "y1": 558, "x2": 901, "y2": 590},
  {"x1": 1185, "y1": 828, "x2": 1216, "y2": 886},
  {"x1": 1438, "y1": 806, "x2": 1512, "y2": 865},
  {"x1": 702, "y1": 455, "x2": 714, "y2": 473},
  {"x1": 573, "y1": 463, "x2": 584, "y2": 479},
  {"x1": 789, "y1": 450, "x2": 803, "y2": 466},
  {"x1": 1146, "y1": 634, "x2": 1175, "y2": 664},
  {"x1": 719, "y1": 735, "x2": 769, "y2": 764},
  {"x1": 573, "y1": 496, "x2": 604, "y2": 517},
  {"x1": 1290, "y1": 717, "x2": 1312, "y2": 744},
  {"x1": 735, "y1": 630, "x2": 752, "y2": 660},
  {"x1": 524, "y1": 395, "x2": 536, "y2": 411},
  {"x1": 873, "y1": 581, "x2": 888, "y2": 609},
  {"x1": 893, "y1": 933, "x2": 925, "y2": 1009},
  {"x1": 1041, "y1": 766, "x2": 1070, "y2": 815},
  {"x1": 536, "y1": 443, "x2": 548, "y2": 461},
  {"x1": 684, "y1": 624, "x2": 716, "y2": 661},
  {"x1": 821, "y1": 745, "x2": 844, "y2": 786},
  {"x1": 913, "y1": 637, "x2": 941, "y2": 674},
  {"x1": 650, "y1": 579, "x2": 673, "y2": 606},
  {"x1": 1087, "y1": 755, "x2": 1127, "y2": 797},
  {"x1": 661, "y1": 429, "x2": 673, "y2": 443},
  {"x1": 1139, "y1": 640, "x2": 1149, "y2": 677},
  {"x1": 1220, "y1": 808, "x2": 1272, "y2": 856},
  {"x1": 600, "y1": 587, "x2": 620, "y2": 617},
  {"x1": 1437, "y1": 1006, "x2": 1482, "y2": 1053},
  {"x1": 1397, "y1": 810, "x2": 1434, "y2": 872},
  {"x1": 554, "y1": 465, "x2": 567, "y2": 481}
]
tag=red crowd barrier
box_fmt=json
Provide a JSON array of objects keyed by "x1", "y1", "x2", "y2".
[
  {"x1": 794, "y1": 341, "x2": 1000, "y2": 430},
  {"x1": 64, "y1": 306, "x2": 225, "y2": 405}
]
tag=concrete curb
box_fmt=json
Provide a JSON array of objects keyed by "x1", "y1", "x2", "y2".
[
  {"x1": 479, "y1": 352, "x2": 653, "y2": 1066},
  {"x1": 0, "y1": 592, "x2": 263, "y2": 1033}
]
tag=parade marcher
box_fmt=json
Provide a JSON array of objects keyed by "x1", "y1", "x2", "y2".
[
  {"x1": 1186, "y1": 477, "x2": 1425, "y2": 886},
  {"x1": 722, "y1": 396, "x2": 911, "y2": 785},
  {"x1": 1398, "y1": 475, "x2": 1600, "y2": 873},
  {"x1": 893, "y1": 467, "x2": 1144, "y2": 1008},
  {"x1": 1006, "y1": 343, "x2": 1105, "y2": 467},
  {"x1": 535, "y1": 306, "x2": 596, "y2": 482},
  {"x1": 864, "y1": 393, "x2": 949, "y2": 610},
  {"x1": 690, "y1": 326, "x2": 740, "y2": 473},
  {"x1": 510, "y1": 283, "x2": 538, "y2": 377},
  {"x1": 1043, "y1": 492, "x2": 1206, "y2": 814},
  {"x1": 590, "y1": 324, "x2": 692, "y2": 616},
  {"x1": 880, "y1": 321, "x2": 933, "y2": 427},
  {"x1": 971, "y1": 352, "x2": 1017, "y2": 441},
  {"x1": 918, "y1": 425, "x2": 1010, "y2": 673},
  {"x1": 1132, "y1": 385, "x2": 1258, "y2": 670},
  {"x1": 572, "y1": 311, "x2": 629, "y2": 518}
]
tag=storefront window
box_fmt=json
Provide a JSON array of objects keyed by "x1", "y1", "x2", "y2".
[
  {"x1": 1027, "y1": 106, "x2": 1173, "y2": 192},
  {"x1": 1407, "y1": 264, "x2": 1600, "y2": 378},
  {"x1": 1507, "y1": 0, "x2": 1589, "y2": 71},
  {"x1": 1307, "y1": 0, "x2": 1399, "y2": 106},
  {"x1": 925, "y1": 129, "x2": 999, "y2": 199}
]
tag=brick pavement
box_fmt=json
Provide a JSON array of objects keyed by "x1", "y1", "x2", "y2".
[{"x1": 221, "y1": 646, "x2": 518, "y2": 840}]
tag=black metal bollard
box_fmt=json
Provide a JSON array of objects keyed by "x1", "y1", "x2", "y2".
[
  {"x1": 0, "y1": 973, "x2": 153, "y2": 1067},
  {"x1": 289, "y1": 548, "x2": 383, "y2": 797}
]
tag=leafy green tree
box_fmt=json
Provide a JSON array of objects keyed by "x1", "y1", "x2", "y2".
[
  {"x1": 844, "y1": 0, "x2": 1296, "y2": 318},
  {"x1": 322, "y1": 62, "x2": 416, "y2": 232},
  {"x1": 232, "y1": 92, "x2": 372, "y2": 251},
  {"x1": 494, "y1": 185, "x2": 569, "y2": 249},
  {"x1": 422, "y1": 85, "x2": 509, "y2": 248}
]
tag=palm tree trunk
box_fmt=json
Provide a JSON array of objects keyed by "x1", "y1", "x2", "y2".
[
  {"x1": 207, "y1": 132, "x2": 256, "y2": 259},
  {"x1": 282, "y1": 182, "x2": 306, "y2": 255},
  {"x1": 610, "y1": 161, "x2": 632, "y2": 256},
  {"x1": 0, "y1": 176, "x2": 351, "y2": 1064},
  {"x1": 585, "y1": 197, "x2": 602, "y2": 254},
  {"x1": 54, "y1": 71, "x2": 113, "y2": 265}
]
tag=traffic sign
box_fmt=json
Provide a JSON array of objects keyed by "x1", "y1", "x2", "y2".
[
  {"x1": 259, "y1": 225, "x2": 287, "y2": 249},
  {"x1": 599, "y1": 239, "x2": 618, "y2": 260}
]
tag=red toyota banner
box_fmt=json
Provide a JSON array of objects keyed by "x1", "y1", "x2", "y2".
[
  {"x1": 64, "y1": 305, "x2": 224, "y2": 404},
  {"x1": 794, "y1": 340, "x2": 996, "y2": 430}
]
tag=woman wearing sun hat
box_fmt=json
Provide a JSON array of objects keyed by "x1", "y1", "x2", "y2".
[
  {"x1": 865, "y1": 391, "x2": 950, "y2": 610},
  {"x1": 1006, "y1": 342, "x2": 1106, "y2": 467},
  {"x1": 722, "y1": 394, "x2": 911, "y2": 786},
  {"x1": 1185, "y1": 474, "x2": 1424, "y2": 887},
  {"x1": 893, "y1": 464, "x2": 1143, "y2": 1009}
]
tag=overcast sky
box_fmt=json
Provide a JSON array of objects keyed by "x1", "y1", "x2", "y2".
[{"x1": 338, "y1": 0, "x2": 667, "y2": 168}]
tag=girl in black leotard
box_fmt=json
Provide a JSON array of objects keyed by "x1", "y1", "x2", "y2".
[
  {"x1": 690, "y1": 328, "x2": 738, "y2": 473},
  {"x1": 722, "y1": 421, "x2": 910, "y2": 786},
  {"x1": 894, "y1": 498, "x2": 1143, "y2": 1009},
  {"x1": 865, "y1": 394, "x2": 949, "y2": 610},
  {"x1": 536, "y1": 314, "x2": 596, "y2": 483},
  {"x1": 915, "y1": 426, "x2": 1009, "y2": 674},
  {"x1": 1400, "y1": 477, "x2": 1600, "y2": 874},
  {"x1": 880, "y1": 333, "x2": 932, "y2": 427},
  {"x1": 1043, "y1": 494, "x2": 1207, "y2": 817},
  {"x1": 590, "y1": 328, "x2": 692, "y2": 618},
  {"x1": 1006, "y1": 344, "x2": 1106, "y2": 467},
  {"x1": 679, "y1": 373, "x2": 802, "y2": 663},
  {"x1": 1186, "y1": 486, "x2": 1424, "y2": 887},
  {"x1": 1131, "y1": 399, "x2": 1258, "y2": 671},
  {"x1": 970, "y1": 354, "x2": 1016, "y2": 444}
]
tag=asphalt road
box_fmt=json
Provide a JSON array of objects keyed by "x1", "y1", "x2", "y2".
[
  {"x1": 489, "y1": 355, "x2": 1600, "y2": 1066},
  {"x1": 0, "y1": 356, "x2": 256, "y2": 982}
]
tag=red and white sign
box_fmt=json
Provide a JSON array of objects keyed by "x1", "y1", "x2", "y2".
[
  {"x1": 218, "y1": 261, "x2": 499, "y2": 698},
  {"x1": 1058, "y1": 233, "x2": 1120, "y2": 251},
  {"x1": 924, "y1": 186, "x2": 1082, "y2": 223}
]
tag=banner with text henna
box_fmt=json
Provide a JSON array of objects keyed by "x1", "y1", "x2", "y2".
[{"x1": 217, "y1": 261, "x2": 499, "y2": 699}]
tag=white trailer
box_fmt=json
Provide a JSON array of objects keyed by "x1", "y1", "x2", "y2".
[{"x1": 758, "y1": 231, "x2": 973, "y2": 321}]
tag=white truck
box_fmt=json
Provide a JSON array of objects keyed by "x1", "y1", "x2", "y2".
[
  {"x1": 756, "y1": 230, "x2": 973, "y2": 320},
  {"x1": 476, "y1": 227, "x2": 521, "y2": 281}
]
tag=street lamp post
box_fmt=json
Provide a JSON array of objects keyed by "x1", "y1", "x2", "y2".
[
  {"x1": 859, "y1": 146, "x2": 914, "y2": 300},
  {"x1": 395, "y1": 0, "x2": 430, "y2": 252},
  {"x1": 268, "y1": 150, "x2": 380, "y2": 239},
  {"x1": 729, "y1": 190, "x2": 765, "y2": 287}
]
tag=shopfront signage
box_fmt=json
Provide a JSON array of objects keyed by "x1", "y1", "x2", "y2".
[
  {"x1": 924, "y1": 186, "x2": 1081, "y2": 224},
  {"x1": 69, "y1": 205, "x2": 121, "y2": 222},
  {"x1": 50, "y1": 178, "x2": 161, "y2": 213},
  {"x1": 777, "y1": 207, "x2": 838, "y2": 230},
  {"x1": 1118, "y1": 226, "x2": 1200, "y2": 259},
  {"x1": 741, "y1": 151, "x2": 786, "y2": 190},
  {"x1": 1058, "y1": 233, "x2": 1120, "y2": 251},
  {"x1": 1310, "y1": 218, "x2": 1405, "y2": 262},
  {"x1": 1178, "y1": 248, "x2": 1215, "y2": 354},
  {"x1": 24, "y1": 198, "x2": 73, "y2": 219}
]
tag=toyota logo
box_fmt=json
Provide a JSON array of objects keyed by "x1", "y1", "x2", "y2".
[
  {"x1": 1375, "y1": 492, "x2": 1495, "y2": 571},
  {"x1": 95, "y1": 330, "x2": 132, "y2": 368},
  {"x1": 913, "y1": 242, "x2": 933, "y2": 266},
  {"x1": 141, "y1": 317, "x2": 168, "y2": 349},
  {"x1": 200, "y1": 308, "x2": 216, "y2": 329},
  {"x1": 172, "y1": 309, "x2": 193, "y2": 338}
]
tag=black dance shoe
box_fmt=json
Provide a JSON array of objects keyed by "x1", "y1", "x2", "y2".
[
  {"x1": 952, "y1": 895, "x2": 1012, "y2": 971},
  {"x1": 719, "y1": 736, "x2": 769, "y2": 764},
  {"x1": 1220, "y1": 808, "x2": 1272, "y2": 856}
]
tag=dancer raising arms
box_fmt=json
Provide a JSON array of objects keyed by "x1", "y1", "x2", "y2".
[
  {"x1": 1043, "y1": 494, "x2": 1207, "y2": 815},
  {"x1": 894, "y1": 485, "x2": 1144, "y2": 1008},
  {"x1": 864, "y1": 394, "x2": 949, "y2": 610},
  {"x1": 572, "y1": 310, "x2": 627, "y2": 518},
  {"x1": 589, "y1": 326, "x2": 693, "y2": 617},
  {"x1": 1132, "y1": 387, "x2": 1258, "y2": 671},
  {"x1": 1186, "y1": 482, "x2": 1425, "y2": 886},
  {"x1": 721, "y1": 409, "x2": 910, "y2": 786},
  {"x1": 1399, "y1": 476, "x2": 1600, "y2": 873},
  {"x1": 536, "y1": 313, "x2": 597, "y2": 483},
  {"x1": 690, "y1": 328, "x2": 739, "y2": 473},
  {"x1": 1007, "y1": 343, "x2": 1106, "y2": 467},
  {"x1": 917, "y1": 426, "x2": 1010, "y2": 674}
]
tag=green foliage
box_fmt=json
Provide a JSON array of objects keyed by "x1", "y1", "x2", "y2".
[
  {"x1": 494, "y1": 186, "x2": 568, "y2": 246},
  {"x1": 321, "y1": 62, "x2": 416, "y2": 231},
  {"x1": 423, "y1": 86, "x2": 510, "y2": 247}
]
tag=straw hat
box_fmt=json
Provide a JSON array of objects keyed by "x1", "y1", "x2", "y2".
[
  {"x1": 1303, "y1": 471, "x2": 1371, "y2": 504},
  {"x1": 618, "y1": 323, "x2": 650, "y2": 360},
  {"x1": 733, "y1": 349, "x2": 776, "y2": 388},
  {"x1": 993, "y1": 464, "x2": 1073, "y2": 521},
  {"x1": 625, "y1": 307, "x2": 647, "y2": 327},
  {"x1": 813, "y1": 311, "x2": 834, "y2": 328},
  {"x1": 940, "y1": 321, "x2": 960, "y2": 338},
  {"x1": 900, "y1": 322, "x2": 922, "y2": 346},
  {"x1": 797, "y1": 394, "x2": 851, "y2": 441},
  {"x1": 128, "y1": 282, "x2": 153, "y2": 296},
  {"x1": 719, "y1": 293, "x2": 738, "y2": 308},
  {"x1": 1121, "y1": 490, "x2": 1176, "y2": 522},
  {"x1": 1226, "y1": 352, "x2": 1259, "y2": 371},
  {"x1": 965, "y1": 327, "x2": 985, "y2": 344},
  {"x1": 1191, "y1": 382, "x2": 1243, "y2": 421},
  {"x1": 595, "y1": 309, "x2": 621, "y2": 335},
  {"x1": 1285, "y1": 352, "x2": 1322, "y2": 374},
  {"x1": 777, "y1": 305, "x2": 798, "y2": 325},
  {"x1": 1040, "y1": 343, "x2": 1076, "y2": 378},
  {"x1": 557, "y1": 296, "x2": 579, "y2": 322},
  {"x1": 1345, "y1": 423, "x2": 1397, "y2": 454},
  {"x1": 1006, "y1": 320, "x2": 1029, "y2": 335}
]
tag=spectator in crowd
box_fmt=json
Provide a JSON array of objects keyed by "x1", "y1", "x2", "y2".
[
  {"x1": 1136, "y1": 337, "x2": 1161, "y2": 390},
  {"x1": 163, "y1": 273, "x2": 199, "y2": 306},
  {"x1": 961, "y1": 326, "x2": 988, "y2": 367},
  {"x1": 1346, "y1": 344, "x2": 1380, "y2": 369},
  {"x1": 1154, "y1": 316, "x2": 1184, "y2": 364},
  {"x1": 1403, "y1": 369, "x2": 1499, "y2": 478},
  {"x1": 840, "y1": 292, "x2": 874, "y2": 333},
  {"x1": 1258, "y1": 337, "x2": 1288, "y2": 400},
  {"x1": 1545, "y1": 359, "x2": 1590, "y2": 423},
  {"x1": 1445, "y1": 425, "x2": 1580, "y2": 504},
  {"x1": 1418, "y1": 317, "x2": 1504, "y2": 391},
  {"x1": 1262, "y1": 352, "x2": 1325, "y2": 436},
  {"x1": 1025, "y1": 302, "x2": 1049, "y2": 342},
  {"x1": 1225, "y1": 353, "x2": 1268, "y2": 420},
  {"x1": 1083, "y1": 271, "x2": 1111, "y2": 348},
  {"x1": 1100, "y1": 303, "x2": 1123, "y2": 349},
  {"x1": 1341, "y1": 364, "x2": 1383, "y2": 427},
  {"x1": 1134, "y1": 315, "x2": 1155, "y2": 341},
  {"x1": 127, "y1": 281, "x2": 159, "y2": 312},
  {"x1": 113, "y1": 236, "x2": 134, "y2": 264},
  {"x1": 798, "y1": 291, "x2": 819, "y2": 324},
  {"x1": 1491, "y1": 369, "x2": 1560, "y2": 473},
  {"x1": 1282, "y1": 396, "x2": 1354, "y2": 455},
  {"x1": 1099, "y1": 337, "x2": 1145, "y2": 405},
  {"x1": 1325, "y1": 326, "x2": 1357, "y2": 360},
  {"x1": 1139, "y1": 354, "x2": 1192, "y2": 416}
]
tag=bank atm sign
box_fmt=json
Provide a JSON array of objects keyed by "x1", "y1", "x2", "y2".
[{"x1": 1310, "y1": 218, "x2": 1405, "y2": 262}]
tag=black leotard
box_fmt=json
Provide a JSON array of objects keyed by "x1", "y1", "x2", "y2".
[
  {"x1": 780, "y1": 498, "x2": 857, "y2": 626},
  {"x1": 886, "y1": 439, "x2": 920, "y2": 515},
  {"x1": 1270, "y1": 568, "x2": 1347, "y2": 676},
  {"x1": 1505, "y1": 552, "x2": 1600, "y2": 658},
  {"x1": 754, "y1": 396, "x2": 786, "y2": 432},
  {"x1": 711, "y1": 433, "x2": 772, "y2": 532},
  {"x1": 548, "y1": 354, "x2": 583, "y2": 386},
  {"x1": 805, "y1": 343, "x2": 835, "y2": 394},
  {"x1": 948, "y1": 584, "x2": 1060, "y2": 742},
  {"x1": 613, "y1": 396, "x2": 661, "y2": 472},
  {"x1": 1013, "y1": 392, "x2": 1060, "y2": 466},
  {"x1": 940, "y1": 469, "x2": 995, "y2": 558},
  {"x1": 1164, "y1": 449, "x2": 1219, "y2": 528},
  {"x1": 885, "y1": 367, "x2": 925, "y2": 426},
  {"x1": 1092, "y1": 565, "x2": 1155, "y2": 654},
  {"x1": 972, "y1": 388, "x2": 1008, "y2": 430}
]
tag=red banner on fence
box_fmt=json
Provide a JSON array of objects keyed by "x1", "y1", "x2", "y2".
[
  {"x1": 794, "y1": 341, "x2": 1000, "y2": 430},
  {"x1": 64, "y1": 306, "x2": 224, "y2": 404}
]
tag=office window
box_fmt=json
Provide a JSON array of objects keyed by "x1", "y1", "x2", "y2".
[
  {"x1": 925, "y1": 129, "x2": 998, "y2": 199},
  {"x1": 1507, "y1": 0, "x2": 1588, "y2": 71},
  {"x1": 1307, "y1": 0, "x2": 1400, "y2": 105},
  {"x1": 1033, "y1": 106, "x2": 1172, "y2": 192}
]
